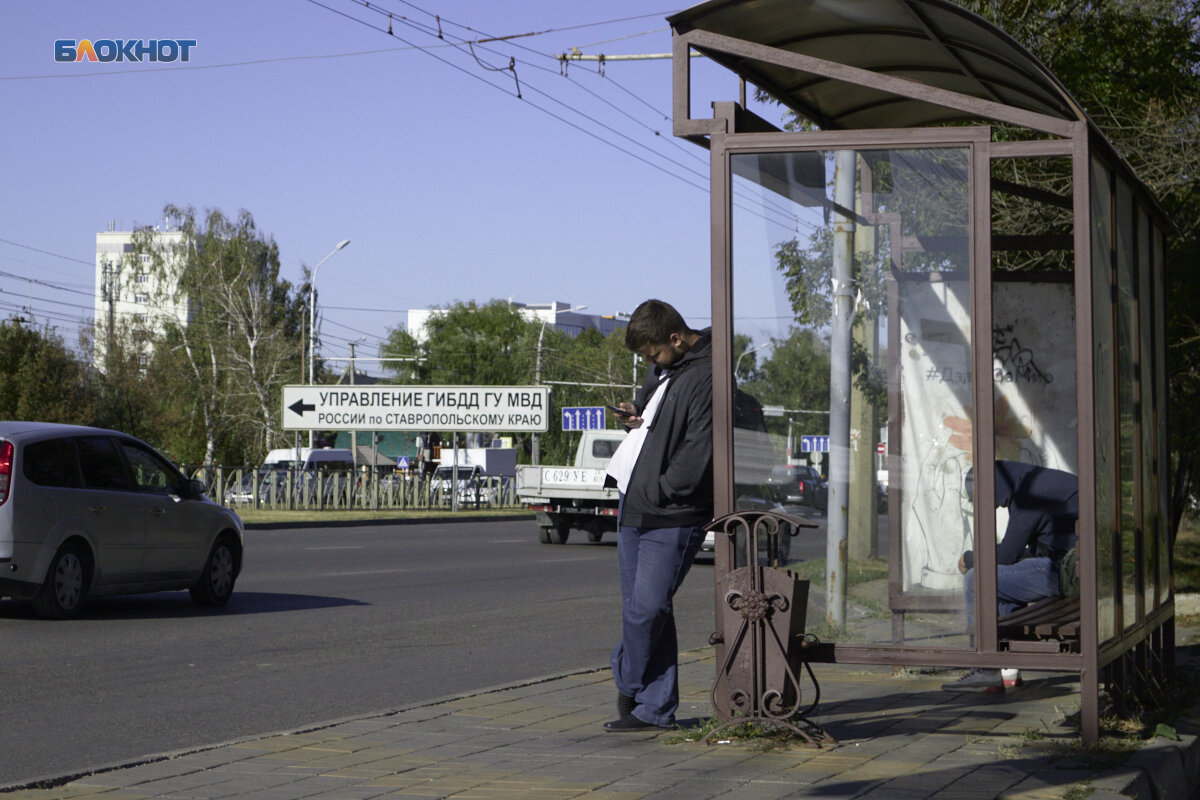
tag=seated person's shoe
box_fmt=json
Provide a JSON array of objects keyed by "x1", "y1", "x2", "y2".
[
  {"x1": 941, "y1": 668, "x2": 1004, "y2": 693},
  {"x1": 604, "y1": 715, "x2": 675, "y2": 732}
]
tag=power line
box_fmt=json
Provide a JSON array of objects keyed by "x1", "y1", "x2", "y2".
[
  {"x1": 311, "y1": 0, "x2": 813, "y2": 233},
  {"x1": 0, "y1": 236, "x2": 94, "y2": 266}
]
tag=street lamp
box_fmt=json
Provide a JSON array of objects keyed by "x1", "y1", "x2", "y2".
[
  {"x1": 735, "y1": 342, "x2": 769, "y2": 379},
  {"x1": 532, "y1": 303, "x2": 587, "y2": 466},
  {"x1": 307, "y1": 238, "x2": 350, "y2": 447}
]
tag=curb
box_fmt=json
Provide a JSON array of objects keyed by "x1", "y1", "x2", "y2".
[
  {"x1": 1087, "y1": 728, "x2": 1200, "y2": 800},
  {"x1": 1177, "y1": 592, "x2": 1200, "y2": 616},
  {"x1": 242, "y1": 512, "x2": 534, "y2": 530}
]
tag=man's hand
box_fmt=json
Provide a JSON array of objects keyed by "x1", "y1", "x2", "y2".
[
  {"x1": 958, "y1": 553, "x2": 969, "y2": 574},
  {"x1": 615, "y1": 401, "x2": 644, "y2": 429}
]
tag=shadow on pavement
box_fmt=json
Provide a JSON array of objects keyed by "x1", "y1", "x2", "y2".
[{"x1": 0, "y1": 591, "x2": 368, "y2": 620}]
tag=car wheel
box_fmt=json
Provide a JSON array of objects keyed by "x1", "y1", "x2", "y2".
[
  {"x1": 190, "y1": 535, "x2": 239, "y2": 607},
  {"x1": 32, "y1": 542, "x2": 91, "y2": 620},
  {"x1": 587, "y1": 530, "x2": 604, "y2": 544}
]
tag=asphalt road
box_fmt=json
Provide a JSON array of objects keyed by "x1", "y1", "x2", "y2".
[{"x1": 0, "y1": 518, "x2": 720, "y2": 788}]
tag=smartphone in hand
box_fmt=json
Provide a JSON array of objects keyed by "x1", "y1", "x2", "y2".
[{"x1": 607, "y1": 405, "x2": 634, "y2": 417}]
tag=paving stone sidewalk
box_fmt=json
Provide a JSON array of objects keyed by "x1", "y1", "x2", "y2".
[{"x1": 4, "y1": 649, "x2": 1198, "y2": 800}]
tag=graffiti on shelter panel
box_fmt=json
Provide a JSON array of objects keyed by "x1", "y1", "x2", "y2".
[{"x1": 898, "y1": 279, "x2": 1076, "y2": 592}]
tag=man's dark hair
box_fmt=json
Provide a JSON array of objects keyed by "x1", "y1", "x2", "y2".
[{"x1": 625, "y1": 299, "x2": 689, "y2": 351}]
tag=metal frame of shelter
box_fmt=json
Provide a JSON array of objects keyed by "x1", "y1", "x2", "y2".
[{"x1": 669, "y1": 0, "x2": 1176, "y2": 744}]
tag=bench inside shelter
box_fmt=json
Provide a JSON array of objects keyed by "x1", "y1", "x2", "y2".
[{"x1": 997, "y1": 596, "x2": 1081, "y2": 653}]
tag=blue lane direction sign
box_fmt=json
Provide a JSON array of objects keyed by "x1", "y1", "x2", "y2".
[
  {"x1": 562, "y1": 406, "x2": 606, "y2": 431},
  {"x1": 800, "y1": 435, "x2": 830, "y2": 453}
]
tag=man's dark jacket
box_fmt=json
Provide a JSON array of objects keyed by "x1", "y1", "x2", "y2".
[
  {"x1": 963, "y1": 460, "x2": 1078, "y2": 569},
  {"x1": 620, "y1": 329, "x2": 714, "y2": 529}
]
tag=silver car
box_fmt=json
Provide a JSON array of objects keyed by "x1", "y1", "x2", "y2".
[{"x1": 0, "y1": 422, "x2": 244, "y2": 619}]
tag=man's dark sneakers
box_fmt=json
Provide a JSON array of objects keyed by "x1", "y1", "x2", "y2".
[
  {"x1": 604, "y1": 715, "x2": 674, "y2": 732},
  {"x1": 618, "y1": 693, "x2": 636, "y2": 718}
]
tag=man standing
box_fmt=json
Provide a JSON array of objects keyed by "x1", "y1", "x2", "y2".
[{"x1": 604, "y1": 299, "x2": 713, "y2": 731}]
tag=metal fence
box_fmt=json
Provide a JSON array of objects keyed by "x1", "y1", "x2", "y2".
[{"x1": 191, "y1": 466, "x2": 523, "y2": 512}]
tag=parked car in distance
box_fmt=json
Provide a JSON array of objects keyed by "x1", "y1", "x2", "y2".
[
  {"x1": 431, "y1": 464, "x2": 496, "y2": 506},
  {"x1": 765, "y1": 464, "x2": 827, "y2": 509},
  {"x1": 223, "y1": 468, "x2": 291, "y2": 506},
  {"x1": 0, "y1": 422, "x2": 244, "y2": 619}
]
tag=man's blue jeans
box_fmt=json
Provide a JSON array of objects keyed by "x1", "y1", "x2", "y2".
[
  {"x1": 965, "y1": 556, "x2": 1061, "y2": 632},
  {"x1": 610, "y1": 522, "x2": 705, "y2": 727}
]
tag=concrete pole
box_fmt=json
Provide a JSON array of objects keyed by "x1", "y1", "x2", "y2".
[
  {"x1": 532, "y1": 320, "x2": 547, "y2": 466},
  {"x1": 349, "y1": 341, "x2": 358, "y2": 461},
  {"x1": 826, "y1": 149, "x2": 857, "y2": 629},
  {"x1": 849, "y1": 196, "x2": 880, "y2": 561}
]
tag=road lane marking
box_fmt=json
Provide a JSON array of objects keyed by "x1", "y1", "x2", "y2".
[{"x1": 322, "y1": 569, "x2": 411, "y2": 576}]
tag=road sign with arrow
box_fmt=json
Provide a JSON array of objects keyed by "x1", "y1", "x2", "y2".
[{"x1": 281, "y1": 385, "x2": 551, "y2": 432}]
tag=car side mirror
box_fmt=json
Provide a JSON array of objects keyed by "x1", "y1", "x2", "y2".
[{"x1": 186, "y1": 478, "x2": 209, "y2": 499}]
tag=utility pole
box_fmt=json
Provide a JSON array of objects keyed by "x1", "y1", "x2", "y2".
[
  {"x1": 102, "y1": 260, "x2": 119, "y2": 371},
  {"x1": 532, "y1": 321, "x2": 547, "y2": 466},
  {"x1": 826, "y1": 149, "x2": 857, "y2": 630},
  {"x1": 349, "y1": 340, "x2": 358, "y2": 461}
]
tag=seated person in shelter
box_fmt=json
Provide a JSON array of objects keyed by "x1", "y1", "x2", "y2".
[{"x1": 942, "y1": 460, "x2": 1079, "y2": 693}]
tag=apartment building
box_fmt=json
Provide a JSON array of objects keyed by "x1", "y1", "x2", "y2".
[{"x1": 93, "y1": 221, "x2": 190, "y2": 368}]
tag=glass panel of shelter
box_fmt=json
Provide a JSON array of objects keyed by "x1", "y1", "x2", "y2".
[
  {"x1": 989, "y1": 152, "x2": 1080, "y2": 648},
  {"x1": 1090, "y1": 156, "x2": 1118, "y2": 645},
  {"x1": 728, "y1": 145, "x2": 978, "y2": 648},
  {"x1": 1115, "y1": 178, "x2": 1140, "y2": 632},
  {"x1": 1137, "y1": 206, "x2": 1158, "y2": 618},
  {"x1": 1153, "y1": 228, "x2": 1170, "y2": 609}
]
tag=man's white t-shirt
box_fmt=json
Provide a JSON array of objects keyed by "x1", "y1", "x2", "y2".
[{"x1": 605, "y1": 377, "x2": 669, "y2": 494}]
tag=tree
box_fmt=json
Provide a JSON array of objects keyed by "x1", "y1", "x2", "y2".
[
  {"x1": 381, "y1": 302, "x2": 638, "y2": 465},
  {"x1": 131, "y1": 205, "x2": 304, "y2": 465},
  {"x1": 78, "y1": 319, "x2": 159, "y2": 440},
  {"x1": 0, "y1": 319, "x2": 93, "y2": 424}
]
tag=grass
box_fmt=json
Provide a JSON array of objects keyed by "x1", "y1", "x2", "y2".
[
  {"x1": 232, "y1": 507, "x2": 533, "y2": 525},
  {"x1": 1176, "y1": 514, "x2": 1200, "y2": 593},
  {"x1": 784, "y1": 557, "x2": 889, "y2": 587},
  {"x1": 665, "y1": 716, "x2": 822, "y2": 750},
  {"x1": 1061, "y1": 783, "x2": 1095, "y2": 800}
]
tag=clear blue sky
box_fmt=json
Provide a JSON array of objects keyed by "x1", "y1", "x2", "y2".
[{"x1": 2, "y1": 1, "x2": 776, "y2": 369}]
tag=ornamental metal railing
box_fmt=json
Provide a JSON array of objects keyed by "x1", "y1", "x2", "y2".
[{"x1": 189, "y1": 466, "x2": 522, "y2": 512}]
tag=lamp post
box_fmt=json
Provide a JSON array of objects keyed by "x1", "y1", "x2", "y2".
[
  {"x1": 532, "y1": 303, "x2": 587, "y2": 466},
  {"x1": 307, "y1": 239, "x2": 350, "y2": 447},
  {"x1": 735, "y1": 342, "x2": 768, "y2": 379}
]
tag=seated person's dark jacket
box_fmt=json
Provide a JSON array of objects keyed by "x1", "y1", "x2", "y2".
[{"x1": 962, "y1": 460, "x2": 1079, "y2": 570}]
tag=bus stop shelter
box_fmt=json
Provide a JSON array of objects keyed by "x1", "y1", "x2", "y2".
[{"x1": 670, "y1": 0, "x2": 1176, "y2": 744}]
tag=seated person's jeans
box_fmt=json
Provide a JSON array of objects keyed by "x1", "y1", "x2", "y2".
[{"x1": 964, "y1": 556, "x2": 1062, "y2": 634}]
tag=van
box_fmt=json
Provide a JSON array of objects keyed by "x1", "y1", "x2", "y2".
[
  {"x1": 302, "y1": 449, "x2": 355, "y2": 471},
  {"x1": 262, "y1": 447, "x2": 310, "y2": 470}
]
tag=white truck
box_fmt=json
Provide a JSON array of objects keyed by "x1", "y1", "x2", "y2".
[{"x1": 515, "y1": 429, "x2": 627, "y2": 545}]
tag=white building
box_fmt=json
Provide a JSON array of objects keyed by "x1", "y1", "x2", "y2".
[
  {"x1": 93, "y1": 221, "x2": 190, "y2": 368},
  {"x1": 405, "y1": 301, "x2": 627, "y2": 343}
]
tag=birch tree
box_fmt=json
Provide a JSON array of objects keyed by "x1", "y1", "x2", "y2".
[{"x1": 132, "y1": 205, "x2": 304, "y2": 465}]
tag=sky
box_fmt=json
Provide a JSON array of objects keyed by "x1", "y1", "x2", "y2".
[{"x1": 2, "y1": 0, "x2": 777, "y2": 373}]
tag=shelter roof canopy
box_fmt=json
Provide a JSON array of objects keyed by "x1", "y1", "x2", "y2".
[{"x1": 668, "y1": 0, "x2": 1086, "y2": 131}]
